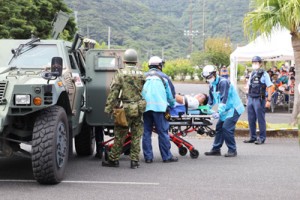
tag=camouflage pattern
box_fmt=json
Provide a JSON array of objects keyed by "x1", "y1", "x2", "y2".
[
  {"x1": 104, "y1": 65, "x2": 146, "y2": 161},
  {"x1": 109, "y1": 117, "x2": 143, "y2": 161}
]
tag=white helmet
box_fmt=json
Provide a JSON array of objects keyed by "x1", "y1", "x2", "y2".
[
  {"x1": 148, "y1": 56, "x2": 164, "y2": 68},
  {"x1": 202, "y1": 65, "x2": 216, "y2": 79}
]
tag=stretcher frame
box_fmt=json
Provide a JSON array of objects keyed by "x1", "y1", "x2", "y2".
[{"x1": 101, "y1": 113, "x2": 215, "y2": 160}]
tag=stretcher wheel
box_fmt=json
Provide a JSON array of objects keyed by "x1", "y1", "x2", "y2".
[
  {"x1": 179, "y1": 146, "x2": 188, "y2": 156},
  {"x1": 197, "y1": 127, "x2": 205, "y2": 135},
  {"x1": 190, "y1": 149, "x2": 199, "y2": 159},
  {"x1": 208, "y1": 130, "x2": 216, "y2": 137}
]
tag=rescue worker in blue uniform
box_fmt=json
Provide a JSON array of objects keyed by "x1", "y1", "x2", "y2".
[
  {"x1": 142, "y1": 56, "x2": 178, "y2": 163},
  {"x1": 244, "y1": 56, "x2": 273, "y2": 145},
  {"x1": 202, "y1": 65, "x2": 245, "y2": 157}
]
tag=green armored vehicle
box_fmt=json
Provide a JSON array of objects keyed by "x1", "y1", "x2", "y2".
[{"x1": 0, "y1": 34, "x2": 125, "y2": 184}]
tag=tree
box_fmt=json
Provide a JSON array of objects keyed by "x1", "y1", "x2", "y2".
[
  {"x1": 205, "y1": 37, "x2": 232, "y2": 55},
  {"x1": 244, "y1": 0, "x2": 300, "y2": 124},
  {"x1": 0, "y1": 0, "x2": 76, "y2": 40},
  {"x1": 191, "y1": 37, "x2": 232, "y2": 68},
  {"x1": 164, "y1": 61, "x2": 177, "y2": 80}
]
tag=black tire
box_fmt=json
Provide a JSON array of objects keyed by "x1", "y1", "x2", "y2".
[
  {"x1": 75, "y1": 119, "x2": 95, "y2": 156},
  {"x1": 179, "y1": 146, "x2": 188, "y2": 156},
  {"x1": 190, "y1": 149, "x2": 199, "y2": 159},
  {"x1": 32, "y1": 106, "x2": 69, "y2": 184},
  {"x1": 208, "y1": 130, "x2": 216, "y2": 137}
]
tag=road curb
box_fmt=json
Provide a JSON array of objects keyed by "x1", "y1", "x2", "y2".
[{"x1": 235, "y1": 128, "x2": 298, "y2": 137}]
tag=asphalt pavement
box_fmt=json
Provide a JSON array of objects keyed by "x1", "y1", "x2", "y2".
[
  {"x1": 0, "y1": 137, "x2": 299, "y2": 200},
  {"x1": 0, "y1": 83, "x2": 299, "y2": 200}
]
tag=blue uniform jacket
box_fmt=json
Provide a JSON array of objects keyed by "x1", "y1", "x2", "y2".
[
  {"x1": 142, "y1": 68, "x2": 175, "y2": 112},
  {"x1": 208, "y1": 76, "x2": 245, "y2": 121}
]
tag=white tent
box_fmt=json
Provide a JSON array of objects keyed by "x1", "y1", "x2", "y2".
[{"x1": 230, "y1": 28, "x2": 294, "y2": 87}]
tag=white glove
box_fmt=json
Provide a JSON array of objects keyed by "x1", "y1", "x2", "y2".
[{"x1": 212, "y1": 112, "x2": 220, "y2": 119}]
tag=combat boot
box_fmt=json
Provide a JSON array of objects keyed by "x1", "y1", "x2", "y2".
[
  {"x1": 130, "y1": 160, "x2": 140, "y2": 169},
  {"x1": 102, "y1": 160, "x2": 119, "y2": 167}
]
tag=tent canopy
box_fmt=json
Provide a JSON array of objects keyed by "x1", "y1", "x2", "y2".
[{"x1": 230, "y1": 28, "x2": 294, "y2": 86}]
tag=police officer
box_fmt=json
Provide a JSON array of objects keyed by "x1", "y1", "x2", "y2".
[
  {"x1": 202, "y1": 65, "x2": 245, "y2": 157},
  {"x1": 142, "y1": 56, "x2": 178, "y2": 163},
  {"x1": 244, "y1": 56, "x2": 273, "y2": 145},
  {"x1": 220, "y1": 65, "x2": 229, "y2": 79},
  {"x1": 102, "y1": 49, "x2": 145, "y2": 169}
]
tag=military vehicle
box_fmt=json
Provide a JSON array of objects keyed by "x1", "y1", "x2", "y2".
[{"x1": 0, "y1": 12, "x2": 124, "y2": 184}]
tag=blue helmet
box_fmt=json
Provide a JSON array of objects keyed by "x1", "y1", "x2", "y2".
[{"x1": 252, "y1": 56, "x2": 262, "y2": 63}]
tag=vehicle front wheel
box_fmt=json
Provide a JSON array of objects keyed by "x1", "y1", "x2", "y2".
[{"x1": 32, "y1": 106, "x2": 69, "y2": 184}]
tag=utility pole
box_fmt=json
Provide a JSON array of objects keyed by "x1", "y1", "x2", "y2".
[
  {"x1": 74, "y1": 11, "x2": 78, "y2": 25},
  {"x1": 228, "y1": 14, "x2": 232, "y2": 40},
  {"x1": 108, "y1": 26, "x2": 111, "y2": 49},
  {"x1": 86, "y1": 25, "x2": 89, "y2": 38},
  {"x1": 189, "y1": 0, "x2": 193, "y2": 54},
  {"x1": 202, "y1": 0, "x2": 205, "y2": 51}
]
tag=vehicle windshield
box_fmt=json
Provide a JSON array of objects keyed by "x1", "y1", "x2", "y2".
[{"x1": 9, "y1": 45, "x2": 59, "y2": 68}]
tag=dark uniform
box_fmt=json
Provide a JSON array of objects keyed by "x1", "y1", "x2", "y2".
[
  {"x1": 102, "y1": 49, "x2": 145, "y2": 168},
  {"x1": 244, "y1": 56, "x2": 273, "y2": 144}
]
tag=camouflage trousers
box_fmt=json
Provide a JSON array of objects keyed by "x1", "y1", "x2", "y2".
[{"x1": 109, "y1": 116, "x2": 143, "y2": 161}]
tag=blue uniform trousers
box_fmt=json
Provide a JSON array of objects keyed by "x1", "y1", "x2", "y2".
[
  {"x1": 212, "y1": 110, "x2": 240, "y2": 153},
  {"x1": 247, "y1": 97, "x2": 266, "y2": 141},
  {"x1": 143, "y1": 111, "x2": 173, "y2": 161}
]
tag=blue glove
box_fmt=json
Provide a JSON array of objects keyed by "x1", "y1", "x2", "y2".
[
  {"x1": 169, "y1": 98, "x2": 175, "y2": 108},
  {"x1": 212, "y1": 112, "x2": 220, "y2": 119}
]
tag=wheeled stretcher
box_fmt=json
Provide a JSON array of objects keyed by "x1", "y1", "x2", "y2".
[
  {"x1": 166, "y1": 104, "x2": 215, "y2": 158},
  {"x1": 101, "y1": 105, "x2": 215, "y2": 160}
]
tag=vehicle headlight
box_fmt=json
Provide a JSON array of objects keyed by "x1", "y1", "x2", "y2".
[{"x1": 15, "y1": 94, "x2": 31, "y2": 105}]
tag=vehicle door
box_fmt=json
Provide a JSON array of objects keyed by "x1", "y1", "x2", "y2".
[{"x1": 84, "y1": 49, "x2": 124, "y2": 126}]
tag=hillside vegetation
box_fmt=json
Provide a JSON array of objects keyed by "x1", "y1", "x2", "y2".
[{"x1": 65, "y1": 0, "x2": 250, "y2": 60}]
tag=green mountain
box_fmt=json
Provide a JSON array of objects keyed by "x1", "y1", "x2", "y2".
[{"x1": 65, "y1": 0, "x2": 250, "y2": 60}]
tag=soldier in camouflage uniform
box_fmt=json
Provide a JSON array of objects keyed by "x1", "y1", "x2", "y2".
[{"x1": 102, "y1": 49, "x2": 145, "y2": 169}]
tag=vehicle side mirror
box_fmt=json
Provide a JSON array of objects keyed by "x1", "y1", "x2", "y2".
[{"x1": 51, "y1": 57, "x2": 63, "y2": 77}]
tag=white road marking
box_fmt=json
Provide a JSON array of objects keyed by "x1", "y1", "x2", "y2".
[{"x1": 0, "y1": 179, "x2": 160, "y2": 185}]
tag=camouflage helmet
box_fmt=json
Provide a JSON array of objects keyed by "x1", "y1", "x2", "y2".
[{"x1": 123, "y1": 49, "x2": 138, "y2": 63}]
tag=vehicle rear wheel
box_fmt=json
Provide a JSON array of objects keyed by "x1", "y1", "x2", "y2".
[
  {"x1": 75, "y1": 119, "x2": 95, "y2": 156},
  {"x1": 32, "y1": 106, "x2": 69, "y2": 184}
]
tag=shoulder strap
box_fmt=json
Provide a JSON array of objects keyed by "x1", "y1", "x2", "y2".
[
  {"x1": 257, "y1": 69, "x2": 264, "y2": 78},
  {"x1": 146, "y1": 71, "x2": 167, "y2": 89}
]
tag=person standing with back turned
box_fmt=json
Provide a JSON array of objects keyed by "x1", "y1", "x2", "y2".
[
  {"x1": 244, "y1": 56, "x2": 273, "y2": 145},
  {"x1": 102, "y1": 49, "x2": 146, "y2": 169},
  {"x1": 142, "y1": 56, "x2": 178, "y2": 163}
]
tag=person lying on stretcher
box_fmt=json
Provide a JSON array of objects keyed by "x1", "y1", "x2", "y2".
[
  {"x1": 169, "y1": 93, "x2": 211, "y2": 116},
  {"x1": 175, "y1": 93, "x2": 208, "y2": 109}
]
